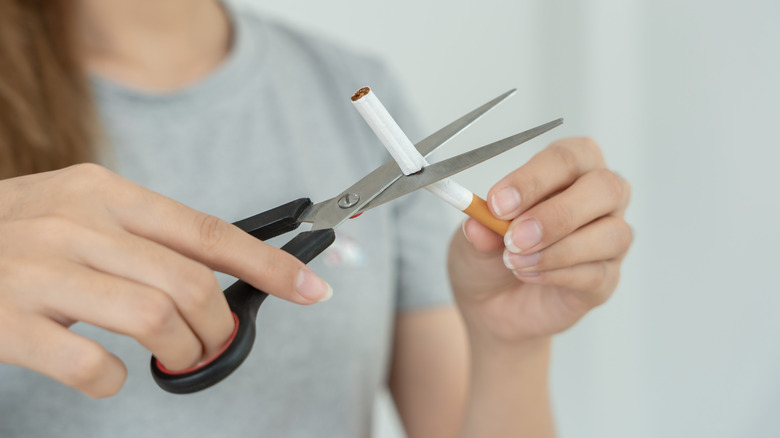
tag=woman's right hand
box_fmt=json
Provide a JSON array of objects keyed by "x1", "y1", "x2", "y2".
[{"x1": 0, "y1": 164, "x2": 331, "y2": 398}]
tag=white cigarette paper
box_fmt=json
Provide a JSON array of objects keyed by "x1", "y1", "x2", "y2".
[
  {"x1": 351, "y1": 87, "x2": 427, "y2": 175},
  {"x1": 351, "y1": 87, "x2": 473, "y2": 211},
  {"x1": 424, "y1": 178, "x2": 473, "y2": 211}
]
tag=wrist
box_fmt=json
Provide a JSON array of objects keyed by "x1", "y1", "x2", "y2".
[
  {"x1": 461, "y1": 332, "x2": 554, "y2": 438},
  {"x1": 467, "y1": 330, "x2": 551, "y2": 364}
]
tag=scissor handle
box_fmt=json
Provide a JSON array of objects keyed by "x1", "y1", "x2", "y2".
[{"x1": 150, "y1": 199, "x2": 336, "y2": 394}]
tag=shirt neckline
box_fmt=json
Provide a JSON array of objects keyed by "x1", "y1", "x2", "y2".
[{"x1": 90, "y1": 2, "x2": 267, "y2": 110}]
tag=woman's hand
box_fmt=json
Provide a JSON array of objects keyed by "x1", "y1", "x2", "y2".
[
  {"x1": 0, "y1": 164, "x2": 331, "y2": 398},
  {"x1": 449, "y1": 138, "x2": 632, "y2": 345}
]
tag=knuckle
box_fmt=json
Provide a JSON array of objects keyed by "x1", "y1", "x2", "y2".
[
  {"x1": 253, "y1": 249, "x2": 298, "y2": 295},
  {"x1": 595, "y1": 266, "x2": 621, "y2": 306},
  {"x1": 595, "y1": 169, "x2": 625, "y2": 204},
  {"x1": 175, "y1": 264, "x2": 219, "y2": 310},
  {"x1": 549, "y1": 144, "x2": 581, "y2": 179},
  {"x1": 607, "y1": 268, "x2": 622, "y2": 295},
  {"x1": 622, "y1": 178, "x2": 633, "y2": 204},
  {"x1": 259, "y1": 249, "x2": 285, "y2": 277},
  {"x1": 518, "y1": 173, "x2": 544, "y2": 203},
  {"x1": 602, "y1": 216, "x2": 633, "y2": 254},
  {"x1": 33, "y1": 216, "x2": 69, "y2": 235},
  {"x1": 33, "y1": 216, "x2": 106, "y2": 252},
  {"x1": 578, "y1": 136, "x2": 603, "y2": 157},
  {"x1": 133, "y1": 292, "x2": 178, "y2": 338},
  {"x1": 61, "y1": 344, "x2": 109, "y2": 389},
  {"x1": 54, "y1": 164, "x2": 121, "y2": 211},
  {"x1": 74, "y1": 162, "x2": 110, "y2": 177},
  {"x1": 585, "y1": 264, "x2": 610, "y2": 303},
  {"x1": 60, "y1": 163, "x2": 113, "y2": 190},
  {"x1": 548, "y1": 201, "x2": 576, "y2": 233},
  {"x1": 34, "y1": 216, "x2": 82, "y2": 241},
  {"x1": 194, "y1": 214, "x2": 230, "y2": 254},
  {"x1": 616, "y1": 220, "x2": 635, "y2": 252}
]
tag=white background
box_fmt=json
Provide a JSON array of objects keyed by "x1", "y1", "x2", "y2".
[{"x1": 233, "y1": 1, "x2": 780, "y2": 436}]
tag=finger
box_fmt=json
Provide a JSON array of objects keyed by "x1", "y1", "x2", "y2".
[
  {"x1": 60, "y1": 164, "x2": 330, "y2": 304},
  {"x1": 71, "y1": 228, "x2": 233, "y2": 358},
  {"x1": 503, "y1": 216, "x2": 633, "y2": 273},
  {"x1": 33, "y1": 262, "x2": 204, "y2": 371},
  {"x1": 2, "y1": 313, "x2": 127, "y2": 398},
  {"x1": 514, "y1": 260, "x2": 622, "y2": 308},
  {"x1": 504, "y1": 168, "x2": 626, "y2": 254},
  {"x1": 461, "y1": 218, "x2": 504, "y2": 253},
  {"x1": 487, "y1": 138, "x2": 606, "y2": 220},
  {"x1": 614, "y1": 174, "x2": 632, "y2": 218},
  {"x1": 115, "y1": 186, "x2": 332, "y2": 304}
]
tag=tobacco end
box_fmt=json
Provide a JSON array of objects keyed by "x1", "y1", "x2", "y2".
[{"x1": 351, "y1": 87, "x2": 371, "y2": 102}]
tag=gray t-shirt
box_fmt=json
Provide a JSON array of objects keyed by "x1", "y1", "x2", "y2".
[{"x1": 0, "y1": 5, "x2": 455, "y2": 437}]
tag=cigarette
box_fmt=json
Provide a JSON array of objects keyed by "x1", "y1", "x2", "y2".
[
  {"x1": 351, "y1": 87, "x2": 426, "y2": 175},
  {"x1": 351, "y1": 87, "x2": 509, "y2": 236}
]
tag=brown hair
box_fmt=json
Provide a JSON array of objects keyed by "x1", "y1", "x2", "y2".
[{"x1": 0, "y1": 0, "x2": 96, "y2": 179}]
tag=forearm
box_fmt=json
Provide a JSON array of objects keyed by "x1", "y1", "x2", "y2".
[
  {"x1": 390, "y1": 308, "x2": 468, "y2": 438},
  {"x1": 446, "y1": 136, "x2": 631, "y2": 437},
  {"x1": 460, "y1": 335, "x2": 554, "y2": 438}
]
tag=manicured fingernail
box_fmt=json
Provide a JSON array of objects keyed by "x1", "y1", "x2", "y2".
[
  {"x1": 504, "y1": 220, "x2": 542, "y2": 253},
  {"x1": 502, "y1": 249, "x2": 540, "y2": 270},
  {"x1": 296, "y1": 268, "x2": 333, "y2": 302},
  {"x1": 491, "y1": 187, "x2": 521, "y2": 217}
]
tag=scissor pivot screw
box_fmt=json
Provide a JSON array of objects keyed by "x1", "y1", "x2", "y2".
[{"x1": 338, "y1": 193, "x2": 360, "y2": 208}]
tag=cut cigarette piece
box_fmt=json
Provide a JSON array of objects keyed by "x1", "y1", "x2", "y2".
[
  {"x1": 351, "y1": 86, "x2": 510, "y2": 235},
  {"x1": 428, "y1": 179, "x2": 509, "y2": 235},
  {"x1": 351, "y1": 87, "x2": 426, "y2": 175},
  {"x1": 425, "y1": 178, "x2": 472, "y2": 210},
  {"x1": 462, "y1": 194, "x2": 510, "y2": 235}
]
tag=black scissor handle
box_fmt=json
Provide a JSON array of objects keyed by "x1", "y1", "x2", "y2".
[
  {"x1": 150, "y1": 199, "x2": 335, "y2": 394},
  {"x1": 232, "y1": 198, "x2": 314, "y2": 241}
]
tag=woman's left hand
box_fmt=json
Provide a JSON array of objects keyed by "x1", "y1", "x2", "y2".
[{"x1": 449, "y1": 137, "x2": 632, "y2": 344}]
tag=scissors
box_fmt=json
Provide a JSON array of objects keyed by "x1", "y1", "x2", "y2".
[{"x1": 150, "y1": 89, "x2": 563, "y2": 394}]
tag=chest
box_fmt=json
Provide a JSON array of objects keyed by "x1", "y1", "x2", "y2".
[{"x1": 97, "y1": 80, "x2": 400, "y2": 397}]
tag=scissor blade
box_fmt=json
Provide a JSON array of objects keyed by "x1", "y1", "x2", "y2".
[
  {"x1": 414, "y1": 89, "x2": 516, "y2": 157},
  {"x1": 300, "y1": 90, "x2": 517, "y2": 230},
  {"x1": 356, "y1": 118, "x2": 563, "y2": 213}
]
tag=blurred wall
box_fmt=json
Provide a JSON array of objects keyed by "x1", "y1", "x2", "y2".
[{"x1": 231, "y1": 0, "x2": 780, "y2": 436}]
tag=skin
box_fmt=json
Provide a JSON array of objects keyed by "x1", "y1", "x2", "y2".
[
  {"x1": 0, "y1": 0, "x2": 633, "y2": 435},
  {"x1": 0, "y1": 164, "x2": 332, "y2": 398},
  {"x1": 392, "y1": 139, "x2": 631, "y2": 437}
]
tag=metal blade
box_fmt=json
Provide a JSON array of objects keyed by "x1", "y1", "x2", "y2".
[
  {"x1": 413, "y1": 89, "x2": 516, "y2": 157},
  {"x1": 300, "y1": 89, "x2": 517, "y2": 230},
  {"x1": 355, "y1": 118, "x2": 563, "y2": 213}
]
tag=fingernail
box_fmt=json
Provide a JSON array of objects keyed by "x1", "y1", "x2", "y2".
[
  {"x1": 502, "y1": 249, "x2": 540, "y2": 270},
  {"x1": 491, "y1": 187, "x2": 521, "y2": 217},
  {"x1": 513, "y1": 270, "x2": 540, "y2": 279},
  {"x1": 296, "y1": 268, "x2": 333, "y2": 302},
  {"x1": 461, "y1": 219, "x2": 472, "y2": 243},
  {"x1": 504, "y1": 220, "x2": 542, "y2": 253}
]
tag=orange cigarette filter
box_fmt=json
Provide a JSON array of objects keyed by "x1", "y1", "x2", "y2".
[{"x1": 463, "y1": 193, "x2": 510, "y2": 235}]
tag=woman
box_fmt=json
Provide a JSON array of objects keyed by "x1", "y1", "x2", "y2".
[{"x1": 0, "y1": 0, "x2": 632, "y2": 436}]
